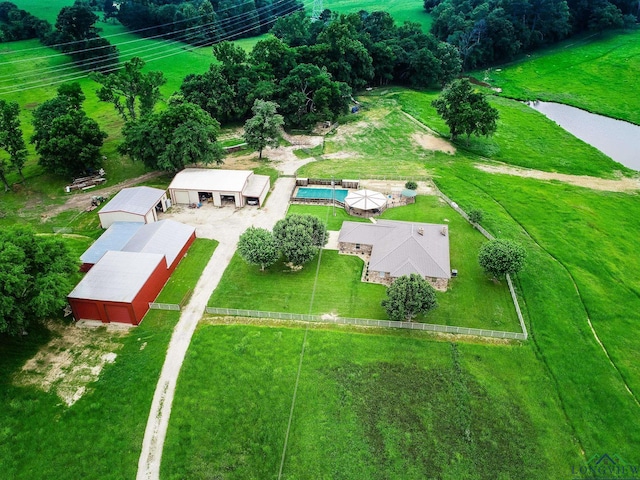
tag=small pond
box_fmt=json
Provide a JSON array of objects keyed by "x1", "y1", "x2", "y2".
[{"x1": 527, "y1": 101, "x2": 640, "y2": 171}]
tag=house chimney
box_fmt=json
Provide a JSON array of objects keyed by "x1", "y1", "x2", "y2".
[
  {"x1": 441, "y1": 226, "x2": 447, "y2": 236},
  {"x1": 418, "y1": 227, "x2": 424, "y2": 236}
]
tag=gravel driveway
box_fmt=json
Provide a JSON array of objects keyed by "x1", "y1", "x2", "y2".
[{"x1": 137, "y1": 177, "x2": 295, "y2": 480}]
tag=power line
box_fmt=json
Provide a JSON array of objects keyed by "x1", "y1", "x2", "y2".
[
  {"x1": 0, "y1": 0, "x2": 264, "y2": 56},
  {"x1": 0, "y1": 1, "x2": 311, "y2": 96},
  {"x1": 0, "y1": 0, "x2": 302, "y2": 66}
]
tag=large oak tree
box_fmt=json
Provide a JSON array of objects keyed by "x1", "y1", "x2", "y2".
[{"x1": 0, "y1": 226, "x2": 77, "y2": 335}]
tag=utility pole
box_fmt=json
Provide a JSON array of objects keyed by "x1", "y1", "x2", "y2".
[{"x1": 331, "y1": 178, "x2": 335, "y2": 217}]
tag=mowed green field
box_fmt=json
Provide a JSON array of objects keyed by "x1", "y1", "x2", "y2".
[
  {"x1": 9, "y1": 0, "x2": 73, "y2": 23},
  {"x1": 325, "y1": 0, "x2": 433, "y2": 31},
  {"x1": 162, "y1": 324, "x2": 578, "y2": 479},
  {"x1": 484, "y1": 30, "x2": 640, "y2": 125}
]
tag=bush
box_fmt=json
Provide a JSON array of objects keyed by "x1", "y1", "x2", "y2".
[
  {"x1": 405, "y1": 181, "x2": 418, "y2": 190},
  {"x1": 468, "y1": 209, "x2": 483, "y2": 224}
]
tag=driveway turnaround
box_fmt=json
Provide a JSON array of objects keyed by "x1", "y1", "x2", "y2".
[{"x1": 137, "y1": 177, "x2": 295, "y2": 480}]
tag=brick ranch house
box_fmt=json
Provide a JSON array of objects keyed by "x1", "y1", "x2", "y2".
[{"x1": 337, "y1": 220, "x2": 452, "y2": 290}]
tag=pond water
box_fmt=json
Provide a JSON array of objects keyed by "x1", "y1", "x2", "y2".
[{"x1": 527, "y1": 101, "x2": 640, "y2": 171}]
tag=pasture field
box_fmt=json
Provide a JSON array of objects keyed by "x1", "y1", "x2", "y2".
[
  {"x1": 9, "y1": 0, "x2": 73, "y2": 23},
  {"x1": 388, "y1": 88, "x2": 633, "y2": 177},
  {"x1": 393, "y1": 94, "x2": 640, "y2": 457},
  {"x1": 483, "y1": 30, "x2": 640, "y2": 125},
  {"x1": 162, "y1": 324, "x2": 579, "y2": 479}
]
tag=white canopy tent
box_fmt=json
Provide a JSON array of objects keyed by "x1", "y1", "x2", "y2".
[{"x1": 344, "y1": 189, "x2": 388, "y2": 216}]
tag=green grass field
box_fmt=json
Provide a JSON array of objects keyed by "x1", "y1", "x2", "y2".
[
  {"x1": 482, "y1": 30, "x2": 640, "y2": 125},
  {"x1": 325, "y1": 0, "x2": 433, "y2": 31},
  {"x1": 294, "y1": 85, "x2": 640, "y2": 461},
  {"x1": 162, "y1": 324, "x2": 579, "y2": 479},
  {"x1": 154, "y1": 238, "x2": 218, "y2": 304},
  {"x1": 0, "y1": 309, "x2": 179, "y2": 479}
]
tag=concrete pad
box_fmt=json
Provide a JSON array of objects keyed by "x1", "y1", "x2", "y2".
[{"x1": 324, "y1": 231, "x2": 341, "y2": 250}]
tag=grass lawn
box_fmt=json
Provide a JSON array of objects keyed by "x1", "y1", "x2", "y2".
[
  {"x1": 299, "y1": 100, "x2": 436, "y2": 179},
  {"x1": 162, "y1": 324, "x2": 579, "y2": 479},
  {"x1": 155, "y1": 238, "x2": 218, "y2": 305},
  {"x1": 294, "y1": 87, "x2": 640, "y2": 458},
  {"x1": 210, "y1": 196, "x2": 521, "y2": 331},
  {"x1": 287, "y1": 203, "x2": 370, "y2": 231},
  {"x1": 209, "y1": 250, "x2": 389, "y2": 319},
  {"x1": 483, "y1": 30, "x2": 640, "y2": 125},
  {"x1": 0, "y1": 309, "x2": 179, "y2": 479}
]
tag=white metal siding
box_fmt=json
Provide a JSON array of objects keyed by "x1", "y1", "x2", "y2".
[
  {"x1": 173, "y1": 190, "x2": 190, "y2": 204},
  {"x1": 100, "y1": 212, "x2": 145, "y2": 229}
]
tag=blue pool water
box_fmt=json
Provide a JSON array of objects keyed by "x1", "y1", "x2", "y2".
[{"x1": 296, "y1": 187, "x2": 349, "y2": 202}]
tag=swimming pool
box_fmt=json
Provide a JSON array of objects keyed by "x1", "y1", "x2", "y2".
[{"x1": 296, "y1": 187, "x2": 349, "y2": 202}]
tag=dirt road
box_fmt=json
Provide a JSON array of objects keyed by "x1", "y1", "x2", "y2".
[{"x1": 136, "y1": 177, "x2": 296, "y2": 480}]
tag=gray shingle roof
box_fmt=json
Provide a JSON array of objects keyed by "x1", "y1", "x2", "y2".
[
  {"x1": 338, "y1": 220, "x2": 451, "y2": 279},
  {"x1": 99, "y1": 186, "x2": 165, "y2": 216}
]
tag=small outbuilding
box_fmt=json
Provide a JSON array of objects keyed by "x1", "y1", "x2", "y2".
[
  {"x1": 98, "y1": 186, "x2": 168, "y2": 229},
  {"x1": 168, "y1": 168, "x2": 270, "y2": 208},
  {"x1": 68, "y1": 251, "x2": 169, "y2": 325}
]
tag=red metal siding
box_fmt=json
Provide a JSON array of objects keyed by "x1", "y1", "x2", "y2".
[
  {"x1": 79, "y1": 263, "x2": 93, "y2": 273},
  {"x1": 71, "y1": 300, "x2": 103, "y2": 321},
  {"x1": 167, "y1": 231, "x2": 197, "y2": 273},
  {"x1": 105, "y1": 304, "x2": 134, "y2": 323},
  {"x1": 131, "y1": 257, "x2": 170, "y2": 325}
]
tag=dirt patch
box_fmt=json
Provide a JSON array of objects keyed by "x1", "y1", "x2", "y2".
[
  {"x1": 359, "y1": 179, "x2": 436, "y2": 195},
  {"x1": 331, "y1": 115, "x2": 386, "y2": 143},
  {"x1": 476, "y1": 164, "x2": 640, "y2": 192},
  {"x1": 39, "y1": 171, "x2": 166, "y2": 222},
  {"x1": 14, "y1": 322, "x2": 126, "y2": 406},
  {"x1": 411, "y1": 132, "x2": 456, "y2": 154},
  {"x1": 323, "y1": 151, "x2": 361, "y2": 160}
]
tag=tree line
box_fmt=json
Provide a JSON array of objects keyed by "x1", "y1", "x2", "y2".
[
  {"x1": 426, "y1": 0, "x2": 639, "y2": 69},
  {"x1": 115, "y1": 0, "x2": 304, "y2": 44},
  {"x1": 0, "y1": 1, "x2": 117, "y2": 71}
]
